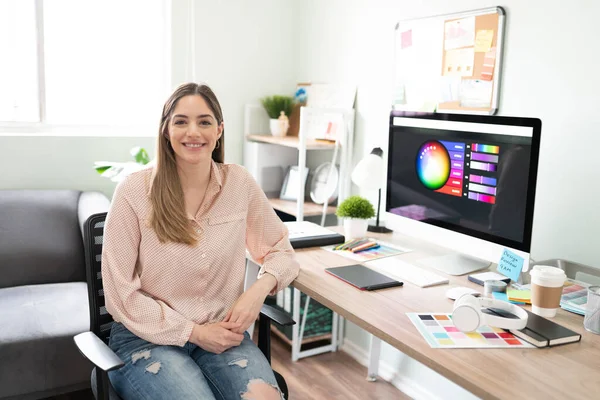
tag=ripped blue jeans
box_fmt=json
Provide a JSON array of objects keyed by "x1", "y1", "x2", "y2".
[{"x1": 107, "y1": 322, "x2": 282, "y2": 400}]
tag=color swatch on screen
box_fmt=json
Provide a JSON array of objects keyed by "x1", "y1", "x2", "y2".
[
  {"x1": 472, "y1": 143, "x2": 499, "y2": 154},
  {"x1": 470, "y1": 174, "x2": 497, "y2": 186},
  {"x1": 471, "y1": 152, "x2": 499, "y2": 163},
  {"x1": 468, "y1": 183, "x2": 496, "y2": 196},
  {"x1": 470, "y1": 161, "x2": 497, "y2": 172},
  {"x1": 416, "y1": 141, "x2": 451, "y2": 190},
  {"x1": 468, "y1": 192, "x2": 496, "y2": 204},
  {"x1": 407, "y1": 313, "x2": 532, "y2": 348}
]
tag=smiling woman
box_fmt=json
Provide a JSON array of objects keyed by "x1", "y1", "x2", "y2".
[
  {"x1": 101, "y1": 82, "x2": 299, "y2": 400},
  {"x1": 169, "y1": 96, "x2": 224, "y2": 164},
  {"x1": 151, "y1": 83, "x2": 225, "y2": 245}
]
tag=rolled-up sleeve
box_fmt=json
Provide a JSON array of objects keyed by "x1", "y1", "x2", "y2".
[
  {"x1": 102, "y1": 178, "x2": 194, "y2": 346},
  {"x1": 244, "y1": 169, "x2": 300, "y2": 294}
]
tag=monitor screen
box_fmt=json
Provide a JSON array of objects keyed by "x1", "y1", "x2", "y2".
[{"x1": 386, "y1": 114, "x2": 540, "y2": 252}]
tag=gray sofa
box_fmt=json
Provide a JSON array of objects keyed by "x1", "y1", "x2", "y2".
[{"x1": 0, "y1": 190, "x2": 110, "y2": 399}]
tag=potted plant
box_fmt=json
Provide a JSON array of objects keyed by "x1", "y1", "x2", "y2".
[
  {"x1": 336, "y1": 195, "x2": 375, "y2": 239},
  {"x1": 94, "y1": 146, "x2": 151, "y2": 182},
  {"x1": 260, "y1": 95, "x2": 294, "y2": 137}
]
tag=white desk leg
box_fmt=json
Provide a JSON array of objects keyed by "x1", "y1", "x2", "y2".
[
  {"x1": 367, "y1": 334, "x2": 381, "y2": 382},
  {"x1": 331, "y1": 311, "x2": 338, "y2": 352},
  {"x1": 291, "y1": 288, "x2": 301, "y2": 362},
  {"x1": 337, "y1": 315, "x2": 345, "y2": 348}
]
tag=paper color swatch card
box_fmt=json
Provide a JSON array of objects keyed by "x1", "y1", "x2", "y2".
[
  {"x1": 408, "y1": 313, "x2": 533, "y2": 349},
  {"x1": 322, "y1": 239, "x2": 410, "y2": 262},
  {"x1": 481, "y1": 46, "x2": 497, "y2": 80}
]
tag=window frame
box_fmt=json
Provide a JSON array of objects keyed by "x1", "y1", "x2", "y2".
[{"x1": 0, "y1": 0, "x2": 171, "y2": 137}]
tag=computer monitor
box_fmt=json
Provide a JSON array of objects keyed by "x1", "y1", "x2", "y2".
[{"x1": 385, "y1": 112, "x2": 541, "y2": 275}]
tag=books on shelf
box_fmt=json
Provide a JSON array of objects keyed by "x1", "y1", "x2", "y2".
[{"x1": 510, "y1": 309, "x2": 582, "y2": 348}]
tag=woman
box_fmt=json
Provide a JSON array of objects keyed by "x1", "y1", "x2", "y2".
[{"x1": 102, "y1": 83, "x2": 299, "y2": 399}]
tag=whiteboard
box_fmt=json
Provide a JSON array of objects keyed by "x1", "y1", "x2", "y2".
[{"x1": 392, "y1": 7, "x2": 506, "y2": 115}]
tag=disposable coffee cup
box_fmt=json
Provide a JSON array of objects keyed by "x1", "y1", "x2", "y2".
[{"x1": 530, "y1": 265, "x2": 566, "y2": 318}]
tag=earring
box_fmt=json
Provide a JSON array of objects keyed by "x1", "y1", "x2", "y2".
[{"x1": 215, "y1": 140, "x2": 220, "y2": 149}]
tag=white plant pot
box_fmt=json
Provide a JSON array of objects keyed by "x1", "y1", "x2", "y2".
[
  {"x1": 343, "y1": 218, "x2": 369, "y2": 240},
  {"x1": 269, "y1": 118, "x2": 287, "y2": 137}
]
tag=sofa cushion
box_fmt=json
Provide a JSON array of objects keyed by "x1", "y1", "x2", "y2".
[
  {"x1": 0, "y1": 282, "x2": 92, "y2": 398},
  {"x1": 0, "y1": 190, "x2": 85, "y2": 288}
]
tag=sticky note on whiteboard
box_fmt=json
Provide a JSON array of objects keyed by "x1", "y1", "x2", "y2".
[{"x1": 497, "y1": 248, "x2": 525, "y2": 282}]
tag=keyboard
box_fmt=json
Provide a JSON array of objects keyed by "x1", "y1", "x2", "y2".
[{"x1": 366, "y1": 256, "x2": 449, "y2": 288}]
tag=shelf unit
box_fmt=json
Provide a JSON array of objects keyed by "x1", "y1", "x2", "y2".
[
  {"x1": 245, "y1": 134, "x2": 337, "y2": 150},
  {"x1": 244, "y1": 105, "x2": 354, "y2": 222},
  {"x1": 271, "y1": 326, "x2": 332, "y2": 346},
  {"x1": 267, "y1": 198, "x2": 337, "y2": 218},
  {"x1": 244, "y1": 104, "x2": 355, "y2": 361}
]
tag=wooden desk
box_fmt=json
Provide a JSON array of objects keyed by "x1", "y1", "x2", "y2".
[{"x1": 291, "y1": 229, "x2": 600, "y2": 400}]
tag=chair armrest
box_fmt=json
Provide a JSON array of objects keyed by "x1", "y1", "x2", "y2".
[
  {"x1": 260, "y1": 304, "x2": 295, "y2": 326},
  {"x1": 74, "y1": 331, "x2": 124, "y2": 372}
]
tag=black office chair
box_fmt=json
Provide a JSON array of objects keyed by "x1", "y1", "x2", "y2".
[{"x1": 74, "y1": 212, "x2": 295, "y2": 399}]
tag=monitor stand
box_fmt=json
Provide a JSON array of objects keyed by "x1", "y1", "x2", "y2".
[{"x1": 420, "y1": 254, "x2": 491, "y2": 276}]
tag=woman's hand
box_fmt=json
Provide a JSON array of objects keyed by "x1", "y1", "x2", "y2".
[
  {"x1": 224, "y1": 273, "x2": 277, "y2": 334},
  {"x1": 190, "y1": 322, "x2": 245, "y2": 354}
]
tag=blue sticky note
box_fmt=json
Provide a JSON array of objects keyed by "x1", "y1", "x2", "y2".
[
  {"x1": 492, "y1": 292, "x2": 509, "y2": 302},
  {"x1": 491, "y1": 292, "x2": 525, "y2": 304},
  {"x1": 497, "y1": 249, "x2": 525, "y2": 282}
]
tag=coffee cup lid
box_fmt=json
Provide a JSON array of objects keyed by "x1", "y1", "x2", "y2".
[{"x1": 530, "y1": 265, "x2": 566, "y2": 280}]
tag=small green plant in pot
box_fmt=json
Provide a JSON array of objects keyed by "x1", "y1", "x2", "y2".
[
  {"x1": 336, "y1": 195, "x2": 375, "y2": 239},
  {"x1": 260, "y1": 95, "x2": 294, "y2": 137}
]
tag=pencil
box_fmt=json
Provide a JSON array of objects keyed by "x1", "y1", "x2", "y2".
[
  {"x1": 340, "y1": 239, "x2": 366, "y2": 251},
  {"x1": 351, "y1": 241, "x2": 378, "y2": 253},
  {"x1": 335, "y1": 238, "x2": 360, "y2": 251},
  {"x1": 354, "y1": 244, "x2": 380, "y2": 253}
]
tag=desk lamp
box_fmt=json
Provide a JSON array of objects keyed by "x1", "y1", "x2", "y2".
[{"x1": 351, "y1": 147, "x2": 392, "y2": 233}]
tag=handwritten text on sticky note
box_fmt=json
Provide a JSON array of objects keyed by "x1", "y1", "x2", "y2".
[{"x1": 497, "y1": 249, "x2": 525, "y2": 282}]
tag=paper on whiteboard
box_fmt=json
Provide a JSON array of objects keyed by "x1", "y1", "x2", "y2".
[
  {"x1": 401, "y1": 29, "x2": 413, "y2": 49},
  {"x1": 444, "y1": 17, "x2": 475, "y2": 50},
  {"x1": 439, "y1": 76, "x2": 461, "y2": 102},
  {"x1": 474, "y1": 29, "x2": 494, "y2": 52},
  {"x1": 459, "y1": 79, "x2": 493, "y2": 108},
  {"x1": 443, "y1": 47, "x2": 474, "y2": 77}
]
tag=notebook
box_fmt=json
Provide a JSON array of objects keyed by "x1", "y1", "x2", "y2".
[
  {"x1": 325, "y1": 264, "x2": 404, "y2": 291},
  {"x1": 509, "y1": 310, "x2": 582, "y2": 348},
  {"x1": 284, "y1": 221, "x2": 345, "y2": 249}
]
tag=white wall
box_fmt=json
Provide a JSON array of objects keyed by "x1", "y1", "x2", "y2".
[
  {"x1": 0, "y1": 0, "x2": 297, "y2": 197},
  {"x1": 295, "y1": 0, "x2": 600, "y2": 398},
  {"x1": 172, "y1": 0, "x2": 298, "y2": 165},
  {"x1": 0, "y1": 136, "x2": 157, "y2": 199}
]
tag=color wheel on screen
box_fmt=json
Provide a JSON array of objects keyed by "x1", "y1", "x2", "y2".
[{"x1": 416, "y1": 140, "x2": 450, "y2": 190}]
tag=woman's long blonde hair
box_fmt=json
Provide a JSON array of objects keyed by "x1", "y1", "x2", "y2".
[{"x1": 150, "y1": 83, "x2": 225, "y2": 245}]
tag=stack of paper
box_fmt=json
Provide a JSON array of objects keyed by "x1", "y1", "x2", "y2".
[
  {"x1": 560, "y1": 279, "x2": 588, "y2": 316},
  {"x1": 506, "y1": 289, "x2": 531, "y2": 305}
]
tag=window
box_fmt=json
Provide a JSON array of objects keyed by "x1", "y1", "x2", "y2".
[{"x1": 0, "y1": 0, "x2": 170, "y2": 132}]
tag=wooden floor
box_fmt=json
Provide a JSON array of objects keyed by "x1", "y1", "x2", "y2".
[
  {"x1": 48, "y1": 332, "x2": 407, "y2": 400},
  {"x1": 266, "y1": 334, "x2": 408, "y2": 400}
]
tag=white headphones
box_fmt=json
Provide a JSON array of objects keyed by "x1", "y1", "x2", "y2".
[{"x1": 452, "y1": 294, "x2": 528, "y2": 332}]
